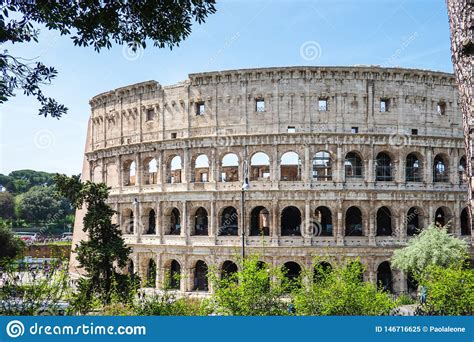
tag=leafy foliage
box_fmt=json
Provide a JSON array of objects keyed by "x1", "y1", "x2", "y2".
[
  {"x1": 0, "y1": 170, "x2": 55, "y2": 194},
  {"x1": 0, "y1": 259, "x2": 70, "y2": 315},
  {"x1": 208, "y1": 256, "x2": 290, "y2": 316},
  {"x1": 292, "y1": 260, "x2": 397, "y2": 315},
  {"x1": 391, "y1": 224, "x2": 469, "y2": 278},
  {"x1": 0, "y1": 1, "x2": 216, "y2": 118},
  {"x1": 17, "y1": 185, "x2": 72, "y2": 224},
  {"x1": 135, "y1": 292, "x2": 205, "y2": 316},
  {"x1": 0, "y1": 191, "x2": 14, "y2": 218},
  {"x1": 54, "y1": 174, "x2": 132, "y2": 312},
  {"x1": 418, "y1": 265, "x2": 474, "y2": 315},
  {"x1": 0, "y1": 225, "x2": 24, "y2": 259}
]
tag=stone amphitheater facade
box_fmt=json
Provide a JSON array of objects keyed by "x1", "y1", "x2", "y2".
[{"x1": 71, "y1": 66, "x2": 473, "y2": 295}]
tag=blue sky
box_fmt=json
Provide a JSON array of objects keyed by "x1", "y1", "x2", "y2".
[{"x1": 0, "y1": 0, "x2": 453, "y2": 175}]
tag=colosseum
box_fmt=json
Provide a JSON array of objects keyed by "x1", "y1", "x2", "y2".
[{"x1": 71, "y1": 66, "x2": 473, "y2": 295}]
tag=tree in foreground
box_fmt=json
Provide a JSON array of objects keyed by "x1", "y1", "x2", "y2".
[
  {"x1": 445, "y1": 0, "x2": 473, "y2": 221},
  {"x1": 391, "y1": 224, "x2": 469, "y2": 279},
  {"x1": 54, "y1": 174, "x2": 135, "y2": 312},
  {"x1": 208, "y1": 256, "x2": 289, "y2": 316},
  {"x1": 1, "y1": 1, "x2": 217, "y2": 118},
  {"x1": 0, "y1": 224, "x2": 24, "y2": 260},
  {"x1": 418, "y1": 265, "x2": 474, "y2": 315},
  {"x1": 292, "y1": 260, "x2": 397, "y2": 316}
]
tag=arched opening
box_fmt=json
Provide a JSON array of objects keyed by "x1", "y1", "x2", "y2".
[
  {"x1": 281, "y1": 206, "x2": 302, "y2": 236},
  {"x1": 376, "y1": 206, "x2": 392, "y2": 236},
  {"x1": 375, "y1": 152, "x2": 393, "y2": 181},
  {"x1": 193, "y1": 260, "x2": 208, "y2": 291},
  {"x1": 143, "y1": 158, "x2": 158, "y2": 185},
  {"x1": 280, "y1": 152, "x2": 301, "y2": 181},
  {"x1": 406, "y1": 153, "x2": 422, "y2": 182},
  {"x1": 407, "y1": 272, "x2": 418, "y2": 295},
  {"x1": 407, "y1": 207, "x2": 422, "y2": 236},
  {"x1": 435, "y1": 207, "x2": 451, "y2": 228},
  {"x1": 312, "y1": 151, "x2": 332, "y2": 181},
  {"x1": 123, "y1": 160, "x2": 136, "y2": 186},
  {"x1": 250, "y1": 206, "x2": 270, "y2": 236},
  {"x1": 168, "y1": 156, "x2": 182, "y2": 183},
  {"x1": 313, "y1": 262, "x2": 332, "y2": 282},
  {"x1": 221, "y1": 261, "x2": 238, "y2": 280},
  {"x1": 282, "y1": 262, "x2": 302, "y2": 288},
  {"x1": 169, "y1": 260, "x2": 181, "y2": 290},
  {"x1": 344, "y1": 152, "x2": 363, "y2": 179},
  {"x1": 146, "y1": 259, "x2": 157, "y2": 288},
  {"x1": 376, "y1": 261, "x2": 393, "y2": 293},
  {"x1": 193, "y1": 207, "x2": 209, "y2": 236},
  {"x1": 345, "y1": 206, "x2": 363, "y2": 236},
  {"x1": 165, "y1": 207, "x2": 181, "y2": 235},
  {"x1": 433, "y1": 154, "x2": 448, "y2": 182},
  {"x1": 219, "y1": 207, "x2": 238, "y2": 236},
  {"x1": 146, "y1": 209, "x2": 156, "y2": 234},
  {"x1": 221, "y1": 153, "x2": 239, "y2": 182},
  {"x1": 461, "y1": 208, "x2": 470, "y2": 235},
  {"x1": 193, "y1": 154, "x2": 210, "y2": 182},
  {"x1": 459, "y1": 156, "x2": 467, "y2": 184},
  {"x1": 314, "y1": 206, "x2": 333, "y2": 236},
  {"x1": 122, "y1": 208, "x2": 134, "y2": 234},
  {"x1": 250, "y1": 152, "x2": 270, "y2": 181}
]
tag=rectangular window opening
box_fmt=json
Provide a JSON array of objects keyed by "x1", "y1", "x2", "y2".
[
  {"x1": 256, "y1": 98, "x2": 265, "y2": 112},
  {"x1": 146, "y1": 108, "x2": 155, "y2": 121},
  {"x1": 380, "y1": 99, "x2": 389, "y2": 112},
  {"x1": 318, "y1": 99, "x2": 328, "y2": 111},
  {"x1": 437, "y1": 102, "x2": 446, "y2": 115},
  {"x1": 351, "y1": 127, "x2": 358, "y2": 134},
  {"x1": 288, "y1": 126, "x2": 296, "y2": 133},
  {"x1": 196, "y1": 102, "x2": 205, "y2": 116},
  {"x1": 411, "y1": 129, "x2": 418, "y2": 135},
  {"x1": 171, "y1": 132, "x2": 177, "y2": 139}
]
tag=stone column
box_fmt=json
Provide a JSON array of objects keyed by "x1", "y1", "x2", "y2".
[
  {"x1": 135, "y1": 153, "x2": 142, "y2": 188},
  {"x1": 134, "y1": 200, "x2": 141, "y2": 242},
  {"x1": 271, "y1": 200, "x2": 279, "y2": 245},
  {"x1": 397, "y1": 154, "x2": 404, "y2": 184},
  {"x1": 210, "y1": 148, "x2": 217, "y2": 183},
  {"x1": 118, "y1": 155, "x2": 123, "y2": 192},
  {"x1": 210, "y1": 200, "x2": 216, "y2": 238},
  {"x1": 181, "y1": 201, "x2": 188, "y2": 240},
  {"x1": 183, "y1": 148, "x2": 190, "y2": 184},
  {"x1": 336, "y1": 200, "x2": 344, "y2": 246},
  {"x1": 335, "y1": 145, "x2": 343, "y2": 183},
  {"x1": 368, "y1": 208, "x2": 376, "y2": 245},
  {"x1": 157, "y1": 152, "x2": 163, "y2": 186},
  {"x1": 453, "y1": 202, "x2": 461, "y2": 235},
  {"x1": 304, "y1": 145, "x2": 311, "y2": 182},
  {"x1": 425, "y1": 148, "x2": 433, "y2": 183},
  {"x1": 156, "y1": 201, "x2": 162, "y2": 238},
  {"x1": 272, "y1": 146, "x2": 279, "y2": 181}
]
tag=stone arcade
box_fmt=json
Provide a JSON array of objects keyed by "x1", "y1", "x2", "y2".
[{"x1": 71, "y1": 66, "x2": 473, "y2": 295}]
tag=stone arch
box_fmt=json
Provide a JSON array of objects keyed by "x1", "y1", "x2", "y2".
[
  {"x1": 281, "y1": 206, "x2": 302, "y2": 236},
  {"x1": 344, "y1": 151, "x2": 363, "y2": 179},
  {"x1": 376, "y1": 261, "x2": 393, "y2": 293},
  {"x1": 218, "y1": 206, "x2": 238, "y2": 236},
  {"x1": 192, "y1": 154, "x2": 210, "y2": 183},
  {"x1": 280, "y1": 151, "x2": 302, "y2": 181},
  {"x1": 407, "y1": 206, "x2": 424, "y2": 236},
  {"x1": 458, "y1": 155, "x2": 467, "y2": 184},
  {"x1": 406, "y1": 152, "x2": 423, "y2": 182},
  {"x1": 143, "y1": 157, "x2": 158, "y2": 185},
  {"x1": 375, "y1": 152, "x2": 393, "y2": 181},
  {"x1": 221, "y1": 260, "x2": 238, "y2": 280},
  {"x1": 461, "y1": 207, "x2": 470, "y2": 235},
  {"x1": 345, "y1": 206, "x2": 363, "y2": 236},
  {"x1": 167, "y1": 155, "x2": 182, "y2": 184},
  {"x1": 433, "y1": 154, "x2": 449, "y2": 183},
  {"x1": 220, "y1": 153, "x2": 239, "y2": 182},
  {"x1": 146, "y1": 259, "x2": 157, "y2": 288},
  {"x1": 164, "y1": 207, "x2": 181, "y2": 235},
  {"x1": 376, "y1": 206, "x2": 392, "y2": 236},
  {"x1": 192, "y1": 206, "x2": 209, "y2": 236},
  {"x1": 282, "y1": 261, "x2": 302, "y2": 285},
  {"x1": 250, "y1": 152, "x2": 270, "y2": 181},
  {"x1": 314, "y1": 206, "x2": 333, "y2": 236},
  {"x1": 312, "y1": 151, "x2": 332, "y2": 181},
  {"x1": 142, "y1": 208, "x2": 156, "y2": 235},
  {"x1": 434, "y1": 206, "x2": 453, "y2": 229},
  {"x1": 250, "y1": 205, "x2": 270, "y2": 236},
  {"x1": 122, "y1": 208, "x2": 134, "y2": 234},
  {"x1": 123, "y1": 159, "x2": 136, "y2": 186},
  {"x1": 163, "y1": 259, "x2": 181, "y2": 290},
  {"x1": 193, "y1": 260, "x2": 209, "y2": 291}
]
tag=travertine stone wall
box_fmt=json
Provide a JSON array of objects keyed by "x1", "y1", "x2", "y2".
[{"x1": 72, "y1": 66, "x2": 472, "y2": 295}]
